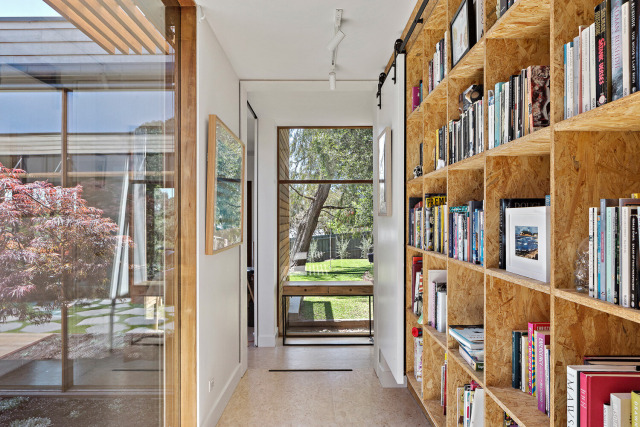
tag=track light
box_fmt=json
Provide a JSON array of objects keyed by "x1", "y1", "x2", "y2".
[
  {"x1": 329, "y1": 71, "x2": 336, "y2": 90},
  {"x1": 327, "y1": 30, "x2": 345, "y2": 52}
]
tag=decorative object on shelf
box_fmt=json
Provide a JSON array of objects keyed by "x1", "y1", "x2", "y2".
[
  {"x1": 574, "y1": 238, "x2": 590, "y2": 294},
  {"x1": 413, "y1": 164, "x2": 423, "y2": 178},
  {"x1": 505, "y1": 206, "x2": 551, "y2": 282},
  {"x1": 450, "y1": 0, "x2": 476, "y2": 69},
  {"x1": 377, "y1": 127, "x2": 392, "y2": 216},
  {"x1": 206, "y1": 115, "x2": 245, "y2": 255}
]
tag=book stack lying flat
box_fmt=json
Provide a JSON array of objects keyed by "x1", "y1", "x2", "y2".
[
  {"x1": 566, "y1": 356, "x2": 640, "y2": 426},
  {"x1": 563, "y1": 0, "x2": 640, "y2": 120},
  {"x1": 449, "y1": 325, "x2": 484, "y2": 371},
  {"x1": 456, "y1": 381, "x2": 484, "y2": 427},
  {"x1": 587, "y1": 194, "x2": 640, "y2": 309}
]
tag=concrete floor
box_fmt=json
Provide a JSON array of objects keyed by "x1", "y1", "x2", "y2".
[{"x1": 217, "y1": 345, "x2": 432, "y2": 426}]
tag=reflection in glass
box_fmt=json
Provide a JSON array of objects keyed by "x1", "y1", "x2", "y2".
[{"x1": 0, "y1": 1, "x2": 177, "y2": 425}]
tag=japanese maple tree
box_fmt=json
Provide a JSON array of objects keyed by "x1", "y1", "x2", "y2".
[{"x1": 0, "y1": 163, "x2": 127, "y2": 324}]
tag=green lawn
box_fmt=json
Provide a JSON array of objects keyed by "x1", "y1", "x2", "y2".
[
  {"x1": 299, "y1": 296, "x2": 371, "y2": 320},
  {"x1": 289, "y1": 258, "x2": 373, "y2": 282}
]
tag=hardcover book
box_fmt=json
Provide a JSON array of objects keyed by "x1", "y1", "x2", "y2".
[
  {"x1": 499, "y1": 198, "x2": 546, "y2": 269},
  {"x1": 579, "y1": 372, "x2": 640, "y2": 426},
  {"x1": 612, "y1": 0, "x2": 624, "y2": 100},
  {"x1": 528, "y1": 322, "x2": 550, "y2": 397},
  {"x1": 527, "y1": 65, "x2": 550, "y2": 132}
]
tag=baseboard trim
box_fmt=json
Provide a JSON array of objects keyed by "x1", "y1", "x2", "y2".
[
  {"x1": 257, "y1": 332, "x2": 277, "y2": 347},
  {"x1": 200, "y1": 362, "x2": 244, "y2": 426}
]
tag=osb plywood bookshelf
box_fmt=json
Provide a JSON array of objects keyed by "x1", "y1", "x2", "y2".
[{"x1": 400, "y1": 0, "x2": 640, "y2": 425}]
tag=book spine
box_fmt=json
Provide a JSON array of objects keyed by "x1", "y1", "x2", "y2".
[
  {"x1": 591, "y1": 23, "x2": 598, "y2": 109},
  {"x1": 545, "y1": 346, "x2": 550, "y2": 415},
  {"x1": 607, "y1": 207, "x2": 615, "y2": 303},
  {"x1": 569, "y1": 43, "x2": 575, "y2": 117},
  {"x1": 503, "y1": 81, "x2": 509, "y2": 144},
  {"x1": 575, "y1": 35, "x2": 582, "y2": 115},
  {"x1": 622, "y1": 207, "x2": 631, "y2": 307},
  {"x1": 512, "y1": 331, "x2": 521, "y2": 389},
  {"x1": 509, "y1": 75, "x2": 515, "y2": 142},
  {"x1": 590, "y1": 207, "x2": 596, "y2": 298},
  {"x1": 583, "y1": 26, "x2": 591, "y2": 113},
  {"x1": 615, "y1": 207, "x2": 621, "y2": 304},
  {"x1": 537, "y1": 332, "x2": 546, "y2": 412},
  {"x1": 613, "y1": 0, "x2": 624, "y2": 100},
  {"x1": 521, "y1": 335, "x2": 529, "y2": 393},
  {"x1": 598, "y1": 213, "x2": 604, "y2": 300},
  {"x1": 499, "y1": 200, "x2": 507, "y2": 269},
  {"x1": 632, "y1": 391, "x2": 640, "y2": 426},
  {"x1": 623, "y1": 0, "x2": 631, "y2": 97},
  {"x1": 579, "y1": 374, "x2": 589, "y2": 427},
  {"x1": 528, "y1": 323, "x2": 534, "y2": 395},
  {"x1": 567, "y1": 367, "x2": 578, "y2": 426},
  {"x1": 632, "y1": 0, "x2": 638, "y2": 92},
  {"x1": 632, "y1": 213, "x2": 639, "y2": 308},
  {"x1": 607, "y1": 0, "x2": 615, "y2": 103},
  {"x1": 597, "y1": 3, "x2": 608, "y2": 106}
]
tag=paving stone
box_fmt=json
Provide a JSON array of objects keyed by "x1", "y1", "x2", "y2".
[
  {"x1": 74, "y1": 308, "x2": 113, "y2": 317},
  {"x1": 124, "y1": 317, "x2": 164, "y2": 326},
  {"x1": 125, "y1": 327, "x2": 162, "y2": 335},
  {"x1": 77, "y1": 315, "x2": 119, "y2": 326},
  {"x1": 118, "y1": 308, "x2": 146, "y2": 316},
  {"x1": 0, "y1": 322, "x2": 22, "y2": 332},
  {"x1": 21, "y1": 322, "x2": 61, "y2": 333},
  {"x1": 86, "y1": 323, "x2": 128, "y2": 334}
]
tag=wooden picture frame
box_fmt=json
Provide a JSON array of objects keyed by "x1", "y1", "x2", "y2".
[
  {"x1": 206, "y1": 115, "x2": 245, "y2": 255},
  {"x1": 450, "y1": 0, "x2": 476, "y2": 69},
  {"x1": 377, "y1": 127, "x2": 392, "y2": 216},
  {"x1": 506, "y1": 206, "x2": 550, "y2": 283}
]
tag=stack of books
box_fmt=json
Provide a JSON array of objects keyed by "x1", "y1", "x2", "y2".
[
  {"x1": 435, "y1": 124, "x2": 447, "y2": 171},
  {"x1": 511, "y1": 322, "x2": 551, "y2": 416},
  {"x1": 449, "y1": 325, "x2": 484, "y2": 371},
  {"x1": 449, "y1": 201, "x2": 484, "y2": 265},
  {"x1": 456, "y1": 381, "x2": 484, "y2": 427},
  {"x1": 566, "y1": 356, "x2": 640, "y2": 426},
  {"x1": 449, "y1": 85, "x2": 484, "y2": 165},
  {"x1": 488, "y1": 65, "x2": 550, "y2": 149},
  {"x1": 426, "y1": 270, "x2": 447, "y2": 333},
  {"x1": 428, "y1": 37, "x2": 447, "y2": 94},
  {"x1": 587, "y1": 195, "x2": 640, "y2": 308},
  {"x1": 408, "y1": 194, "x2": 447, "y2": 251},
  {"x1": 563, "y1": 0, "x2": 640, "y2": 120},
  {"x1": 495, "y1": 0, "x2": 518, "y2": 20},
  {"x1": 411, "y1": 256, "x2": 423, "y2": 321}
]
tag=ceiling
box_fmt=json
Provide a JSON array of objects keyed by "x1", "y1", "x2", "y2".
[{"x1": 198, "y1": 0, "x2": 416, "y2": 81}]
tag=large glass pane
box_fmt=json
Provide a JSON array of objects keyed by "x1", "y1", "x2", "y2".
[{"x1": 0, "y1": 1, "x2": 177, "y2": 425}]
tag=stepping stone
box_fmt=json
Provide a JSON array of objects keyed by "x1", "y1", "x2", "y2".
[
  {"x1": 86, "y1": 323, "x2": 127, "y2": 334},
  {"x1": 125, "y1": 327, "x2": 162, "y2": 334},
  {"x1": 0, "y1": 322, "x2": 22, "y2": 332},
  {"x1": 74, "y1": 308, "x2": 113, "y2": 317},
  {"x1": 118, "y1": 308, "x2": 146, "y2": 316},
  {"x1": 77, "y1": 315, "x2": 119, "y2": 326},
  {"x1": 21, "y1": 322, "x2": 61, "y2": 333},
  {"x1": 124, "y1": 317, "x2": 165, "y2": 326}
]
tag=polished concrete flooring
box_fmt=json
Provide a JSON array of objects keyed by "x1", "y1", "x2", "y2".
[{"x1": 217, "y1": 344, "x2": 432, "y2": 426}]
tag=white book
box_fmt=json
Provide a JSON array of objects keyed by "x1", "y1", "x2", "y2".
[
  {"x1": 605, "y1": 404, "x2": 613, "y2": 427},
  {"x1": 565, "y1": 43, "x2": 569, "y2": 118},
  {"x1": 621, "y1": 206, "x2": 633, "y2": 307},
  {"x1": 488, "y1": 90, "x2": 495, "y2": 149},
  {"x1": 444, "y1": 31, "x2": 448, "y2": 77},
  {"x1": 479, "y1": 99, "x2": 484, "y2": 153},
  {"x1": 622, "y1": 0, "x2": 631, "y2": 97},
  {"x1": 469, "y1": 387, "x2": 485, "y2": 427},
  {"x1": 611, "y1": 392, "x2": 632, "y2": 427},
  {"x1": 545, "y1": 346, "x2": 550, "y2": 414},
  {"x1": 590, "y1": 23, "x2": 597, "y2": 110},
  {"x1": 566, "y1": 365, "x2": 639, "y2": 427},
  {"x1": 521, "y1": 335, "x2": 529, "y2": 393},
  {"x1": 589, "y1": 207, "x2": 596, "y2": 298},
  {"x1": 582, "y1": 26, "x2": 591, "y2": 113},
  {"x1": 436, "y1": 290, "x2": 447, "y2": 333},
  {"x1": 503, "y1": 81, "x2": 509, "y2": 144},
  {"x1": 568, "y1": 43, "x2": 574, "y2": 118}
]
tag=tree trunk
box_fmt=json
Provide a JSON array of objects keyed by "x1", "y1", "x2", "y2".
[{"x1": 290, "y1": 183, "x2": 331, "y2": 267}]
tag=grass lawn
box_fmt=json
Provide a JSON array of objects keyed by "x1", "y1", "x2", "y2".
[
  {"x1": 289, "y1": 258, "x2": 373, "y2": 282},
  {"x1": 299, "y1": 296, "x2": 371, "y2": 320}
]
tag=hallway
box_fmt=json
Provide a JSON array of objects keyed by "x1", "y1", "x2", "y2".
[{"x1": 217, "y1": 345, "x2": 431, "y2": 426}]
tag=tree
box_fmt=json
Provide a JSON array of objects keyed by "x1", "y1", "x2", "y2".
[
  {"x1": 0, "y1": 163, "x2": 128, "y2": 324},
  {"x1": 288, "y1": 128, "x2": 373, "y2": 267}
]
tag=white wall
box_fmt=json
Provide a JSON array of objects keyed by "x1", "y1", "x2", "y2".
[
  {"x1": 244, "y1": 81, "x2": 376, "y2": 347},
  {"x1": 197, "y1": 17, "x2": 247, "y2": 426},
  {"x1": 373, "y1": 55, "x2": 406, "y2": 386}
]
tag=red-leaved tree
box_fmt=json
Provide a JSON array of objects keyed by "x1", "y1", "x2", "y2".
[{"x1": 0, "y1": 163, "x2": 128, "y2": 324}]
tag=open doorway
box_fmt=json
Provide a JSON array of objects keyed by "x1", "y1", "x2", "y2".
[
  {"x1": 246, "y1": 103, "x2": 258, "y2": 347},
  {"x1": 277, "y1": 127, "x2": 374, "y2": 345}
]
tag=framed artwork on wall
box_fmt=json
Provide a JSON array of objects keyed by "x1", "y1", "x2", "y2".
[
  {"x1": 377, "y1": 127, "x2": 392, "y2": 216},
  {"x1": 506, "y1": 206, "x2": 550, "y2": 282},
  {"x1": 450, "y1": 0, "x2": 476, "y2": 69},
  {"x1": 206, "y1": 115, "x2": 245, "y2": 255}
]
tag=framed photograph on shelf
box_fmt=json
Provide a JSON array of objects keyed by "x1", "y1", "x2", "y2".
[
  {"x1": 377, "y1": 127, "x2": 392, "y2": 216},
  {"x1": 506, "y1": 206, "x2": 550, "y2": 282},
  {"x1": 450, "y1": 0, "x2": 476, "y2": 69},
  {"x1": 206, "y1": 115, "x2": 245, "y2": 255}
]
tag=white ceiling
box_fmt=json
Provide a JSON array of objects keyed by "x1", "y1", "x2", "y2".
[{"x1": 198, "y1": 0, "x2": 416, "y2": 81}]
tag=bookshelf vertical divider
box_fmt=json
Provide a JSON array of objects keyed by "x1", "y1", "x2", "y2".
[{"x1": 402, "y1": 0, "x2": 640, "y2": 425}]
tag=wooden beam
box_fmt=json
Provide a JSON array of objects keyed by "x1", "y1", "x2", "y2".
[
  {"x1": 99, "y1": 0, "x2": 163, "y2": 54},
  {"x1": 178, "y1": 6, "x2": 197, "y2": 427},
  {"x1": 43, "y1": 0, "x2": 117, "y2": 54},
  {"x1": 82, "y1": 0, "x2": 145, "y2": 54},
  {"x1": 117, "y1": 0, "x2": 173, "y2": 52}
]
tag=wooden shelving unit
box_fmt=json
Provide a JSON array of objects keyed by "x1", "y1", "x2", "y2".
[{"x1": 401, "y1": 0, "x2": 640, "y2": 425}]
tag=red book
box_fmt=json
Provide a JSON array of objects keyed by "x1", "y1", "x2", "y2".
[
  {"x1": 528, "y1": 322, "x2": 550, "y2": 396},
  {"x1": 579, "y1": 372, "x2": 640, "y2": 426},
  {"x1": 535, "y1": 331, "x2": 551, "y2": 413},
  {"x1": 412, "y1": 86, "x2": 421, "y2": 111}
]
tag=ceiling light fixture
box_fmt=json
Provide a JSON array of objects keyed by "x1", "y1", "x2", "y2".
[
  {"x1": 326, "y1": 30, "x2": 345, "y2": 52},
  {"x1": 329, "y1": 70, "x2": 337, "y2": 91},
  {"x1": 328, "y1": 9, "x2": 344, "y2": 91}
]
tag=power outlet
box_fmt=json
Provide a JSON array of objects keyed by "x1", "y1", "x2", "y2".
[{"x1": 208, "y1": 378, "x2": 215, "y2": 392}]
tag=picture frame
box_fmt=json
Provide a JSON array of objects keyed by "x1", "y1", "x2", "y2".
[
  {"x1": 206, "y1": 115, "x2": 245, "y2": 255},
  {"x1": 506, "y1": 206, "x2": 550, "y2": 282},
  {"x1": 450, "y1": 0, "x2": 476, "y2": 69},
  {"x1": 377, "y1": 127, "x2": 392, "y2": 216}
]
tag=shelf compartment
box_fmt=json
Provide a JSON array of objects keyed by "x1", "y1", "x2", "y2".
[
  {"x1": 407, "y1": 175, "x2": 424, "y2": 186},
  {"x1": 447, "y1": 346, "x2": 485, "y2": 388},
  {"x1": 407, "y1": 308, "x2": 422, "y2": 326},
  {"x1": 424, "y1": 78, "x2": 448, "y2": 105},
  {"x1": 486, "y1": 268, "x2": 550, "y2": 294},
  {"x1": 448, "y1": 152, "x2": 485, "y2": 171},
  {"x1": 485, "y1": 386, "x2": 550, "y2": 427},
  {"x1": 449, "y1": 38, "x2": 485, "y2": 81},
  {"x1": 486, "y1": 0, "x2": 551, "y2": 39},
  {"x1": 554, "y1": 289, "x2": 640, "y2": 324},
  {"x1": 407, "y1": 104, "x2": 424, "y2": 122},
  {"x1": 423, "y1": 167, "x2": 448, "y2": 180},
  {"x1": 555, "y1": 91, "x2": 640, "y2": 132},
  {"x1": 424, "y1": 400, "x2": 446, "y2": 427},
  {"x1": 448, "y1": 256, "x2": 484, "y2": 274},
  {"x1": 486, "y1": 127, "x2": 551, "y2": 157},
  {"x1": 423, "y1": 325, "x2": 447, "y2": 351}
]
